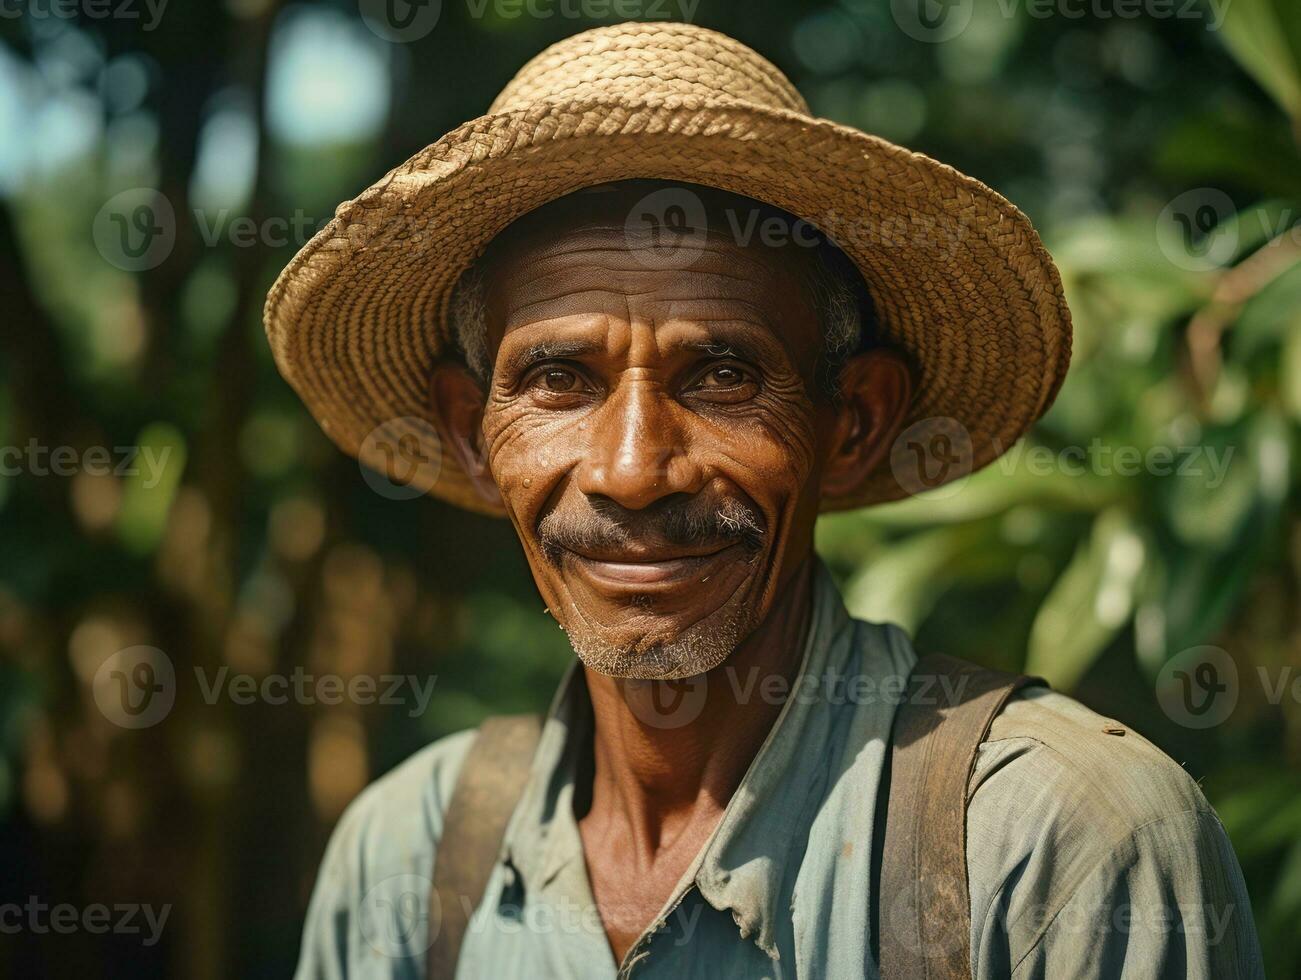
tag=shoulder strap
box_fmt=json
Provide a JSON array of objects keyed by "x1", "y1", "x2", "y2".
[
  {"x1": 878, "y1": 653, "x2": 1046, "y2": 980},
  {"x1": 427, "y1": 713, "x2": 543, "y2": 980}
]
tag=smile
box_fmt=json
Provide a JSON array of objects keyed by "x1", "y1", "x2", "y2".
[{"x1": 563, "y1": 543, "x2": 747, "y2": 590}]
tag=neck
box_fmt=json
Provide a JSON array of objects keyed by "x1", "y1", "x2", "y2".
[{"x1": 580, "y1": 556, "x2": 816, "y2": 853}]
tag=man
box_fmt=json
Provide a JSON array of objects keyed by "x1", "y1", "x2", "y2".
[{"x1": 266, "y1": 22, "x2": 1261, "y2": 980}]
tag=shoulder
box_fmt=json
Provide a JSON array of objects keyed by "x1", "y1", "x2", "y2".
[
  {"x1": 293, "y1": 729, "x2": 477, "y2": 978},
  {"x1": 968, "y1": 685, "x2": 1219, "y2": 894},
  {"x1": 966, "y1": 687, "x2": 1260, "y2": 977},
  {"x1": 972, "y1": 685, "x2": 1211, "y2": 834},
  {"x1": 323, "y1": 728, "x2": 478, "y2": 889}
]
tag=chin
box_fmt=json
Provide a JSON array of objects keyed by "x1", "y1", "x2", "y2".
[{"x1": 564, "y1": 602, "x2": 759, "y2": 680}]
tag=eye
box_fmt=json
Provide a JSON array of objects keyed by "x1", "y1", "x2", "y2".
[
  {"x1": 684, "y1": 360, "x2": 759, "y2": 404},
  {"x1": 697, "y1": 364, "x2": 748, "y2": 388},
  {"x1": 523, "y1": 362, "x2": 592, "y2": 400},
  {"x1": 541, "y1": 367, "x2": 578, "y2": 392}
]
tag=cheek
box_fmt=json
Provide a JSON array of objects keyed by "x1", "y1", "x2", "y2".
[
  {"x1": 711, "y1": 386, "x2": 821, "y2": 501},
  {"x1": 481, "y1": 400, "x2": 582, "y2": 522}
]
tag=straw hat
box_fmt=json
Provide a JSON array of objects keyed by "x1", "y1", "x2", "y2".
[{"x1": 264, "y1": 22, "x2": 1072, "y2": 516}]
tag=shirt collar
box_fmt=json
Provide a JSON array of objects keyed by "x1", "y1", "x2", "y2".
[{"x1": 501, "y1": 560, "x2": 889, "y2": 958}]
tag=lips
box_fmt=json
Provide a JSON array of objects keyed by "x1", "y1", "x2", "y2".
[{"x1": 563, "y1": 542, "x2": 743, "y2": 589}]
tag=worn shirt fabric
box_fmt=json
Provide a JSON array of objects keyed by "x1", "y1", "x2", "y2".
[{"x1": 295, "y1": 565, "x2": 1263, "y2": 979}]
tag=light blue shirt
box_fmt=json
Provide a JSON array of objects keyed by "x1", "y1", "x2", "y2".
[{"x1": 296, "y1": 565, "x2": 1263, "y2": 978}]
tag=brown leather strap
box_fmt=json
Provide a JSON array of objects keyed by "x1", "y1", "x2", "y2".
[
  {"x1": 427, "y1": 714, "x2": 543, "y2": 980},
  {"x1": 878, "y1": 654, "x2": 1046, "y2": 980}
]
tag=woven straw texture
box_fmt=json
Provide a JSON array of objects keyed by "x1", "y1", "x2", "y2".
[{"x1": 264, "y1": 22, "x2": 1072, "y2": 516}]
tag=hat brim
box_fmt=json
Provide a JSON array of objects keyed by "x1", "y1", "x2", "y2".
[{"x1": 264, "y1": 95, "x2": 1071, "y2": 516}]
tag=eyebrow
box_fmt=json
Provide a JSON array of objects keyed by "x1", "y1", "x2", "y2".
[
  {"x1": 677, "y1": 322, "x2": 789, "y2": 366},
  {"x1": 498, "y1": 338, "x2": 604, "y2": 377},
  {"x1": 680, "y1": 338, "x2": 764, "y2": 363}
]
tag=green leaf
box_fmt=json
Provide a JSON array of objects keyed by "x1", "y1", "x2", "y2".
[
  {"x1": 1025, "y1": 508, "x2": 1146, "y2": 690},
  {"x1": 1232, "y1": 255, "x2": 1301, "y2": 362},
  {"x1": 1156, "y1": 112, "x2": 1301, "y2": 198},
  {"x1": 841, "y1": 525, "x2": 983, "y2": 632},
  {"x1": 1158, "y1": 411, "x2": 1291, "y2": 655},
  {"x1": 1214, "y1": 0, "x2": 1301, "y2": 122},
  {"x1": 1283, "y1": 318, "x2": 1301, "y2": 420}
]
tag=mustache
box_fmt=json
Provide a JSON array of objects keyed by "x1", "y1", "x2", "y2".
[{"x1": 537, "y1": 496, "x2": 765, "y2": 565}]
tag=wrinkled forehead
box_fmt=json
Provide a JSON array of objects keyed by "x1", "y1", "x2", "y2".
[
  {"x1": 476, "y1": 181, "x2": 826, "y2": 354},
  {"x1": 482, "y1": 180, "x2": 821, "y2": 269}
]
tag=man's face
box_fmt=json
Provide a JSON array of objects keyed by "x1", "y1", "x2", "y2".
[{"x1": 433, "y1": 188, "x2": 904, "y2": 680}]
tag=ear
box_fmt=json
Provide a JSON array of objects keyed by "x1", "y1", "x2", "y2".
[
  {"x1": 820, "y1": 349, "x2": 914, "y2": 500},
  {"x1": 429, "y1": 361, "x2": 503, "y2": 509}
]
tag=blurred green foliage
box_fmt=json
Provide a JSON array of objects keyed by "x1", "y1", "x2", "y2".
[{"x1": 0, "y1": 1, "x2": 1298, "y2": 977}]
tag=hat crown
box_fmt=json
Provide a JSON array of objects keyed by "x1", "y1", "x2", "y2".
[{"x1": 489, "y1": 22, "x2": 810, "y2": 116}]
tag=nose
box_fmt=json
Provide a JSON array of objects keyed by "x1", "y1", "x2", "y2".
[{"x1": 574, "y1": 376, "x2": 704, "y2": 511}]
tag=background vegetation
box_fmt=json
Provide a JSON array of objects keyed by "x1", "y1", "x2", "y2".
[{"x1": 1, "y1": 0, "x2": 1297, "y2": 976}]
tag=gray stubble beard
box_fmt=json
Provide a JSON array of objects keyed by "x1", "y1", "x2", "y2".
[{"x1": 563, "y1": 601, "x2": 759, "y2": 680}]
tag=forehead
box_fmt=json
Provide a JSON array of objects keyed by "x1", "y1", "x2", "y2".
[{"x1": 477, "y1": 185, "x2": 825, "y2": 360}]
